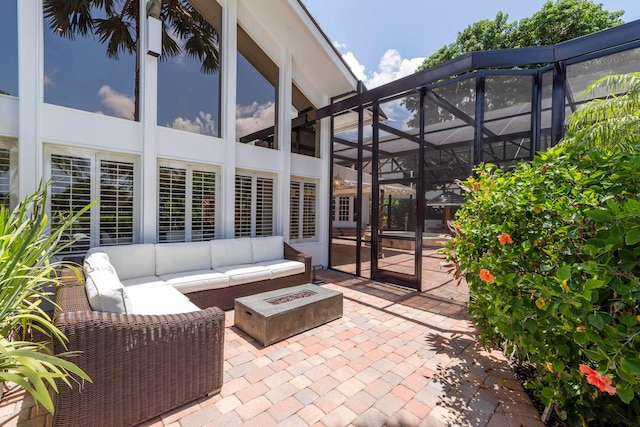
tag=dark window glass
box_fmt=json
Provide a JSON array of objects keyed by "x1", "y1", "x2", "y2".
[
  {"x1": 0, "y1": 1, "x2": 18, "y2": 97},
  {"x1": 236, "y1": 26, "x2": 278, "y2": 148},
  {"x1": 158, "y1": 2, "x2": 222, "y2": 137},
  {"x1": 291, "y1": 84, "x2": 318, "y2": 157},
  {"x1": 43, "y1": 1, "x2": 138, "y2": 120}
]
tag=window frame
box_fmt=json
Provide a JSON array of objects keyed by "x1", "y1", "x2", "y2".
[
  {"x1": 157, "y1": 159, "x2": 220, "y2": 243},
  {"x1": 0, "y1": 138, "x2": 17, "y2": 210},
  {"x1": 234, "y1": 170, "x2": 276, "y2": 238},
  {"x1": 44, "y1": 146, "x2": 140, "y2": 253},
  {"x1": 290, "y1": 177, "x2": 318, "y2": 243}
]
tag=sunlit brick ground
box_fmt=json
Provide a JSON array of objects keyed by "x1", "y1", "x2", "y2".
[{"x1": 1, "y1": 261, "x2": 542, "y2": 427}]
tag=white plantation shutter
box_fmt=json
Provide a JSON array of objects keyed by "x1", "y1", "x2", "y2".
[
  {"x1": 99, "y1": 159, "x2": 134, "y2": 246},
  {"x1": 0, "y1": 148, "x2": 10, "y2": 208},
  {"x1": 290, "y1": 179, "x2": 317, "y2": 241},
  {"x1": 235, "y1": 174, "x2": 252, "y2": 237},
  {"x1": 158, "y1": 166, "x2": 186, "y2": 242},
  {"x1": 302, "y1": 182, "x2": 316, "y2": 239},
  {"x1": 50, "y1": 154, "x2": 92, "y2": 253},
  {"x1": 191, "y1": 170, "x2": 216, "y2": 241},
  {"x1": 289, "y1": 181, "x2": 300, "y2": 239},
  {"x1": 256, "y1": 177, "x2": 274, "y2": 237},
  {"x1": 235, "y1": 173, "x2": 275, "y2": 238}
]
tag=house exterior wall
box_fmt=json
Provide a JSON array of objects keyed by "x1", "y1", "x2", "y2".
[{"x1": 0, "y1": 0, "x2": 353, "y2": 267}]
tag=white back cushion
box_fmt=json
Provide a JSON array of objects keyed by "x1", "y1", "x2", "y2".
[
  {"x1": 155, "y1": 241, "x2": 211, "y2": 276},
  {"x1": 85, "y1": 269, "x2": 132, "y2": 313},
  {"x1": 83, "y1": 252, "x2": 120, "y2": 280},
  {"x1": 210, "y1": 238, "x2": 253, "y2": 268},
  {"x1": 88, "y1": 244, "x2": 156, "y2": 280},
  {"x1": 251, "y1": 236, "x2": 284, "y2": 263}
]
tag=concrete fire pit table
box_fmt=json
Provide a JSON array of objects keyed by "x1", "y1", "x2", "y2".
[{"x1": 234, "y1": 283, "x2": 343, "y2": 346}]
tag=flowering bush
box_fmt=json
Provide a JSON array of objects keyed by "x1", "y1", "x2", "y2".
[{"x1": 443, "y1": 142, "x2": 640, "y2": 425}]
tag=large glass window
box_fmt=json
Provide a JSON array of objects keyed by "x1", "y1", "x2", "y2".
[
  {"x1": 0, "y1": 1, "x2": 18, "y2": 97},
  {"x1": 235, "y1": 172, "x2": 275, "y2": 237},
  {"x1": 236, "y1": 26, "x2": 278, "y2": 148},
  {"x1": 158, "y1": 2, "x2": 222, "y2": 137},
  {"x1": 43, "y1": 1, "x2": 138, "y2": 120},
  {"x1": 291, "y1": 84, "x2": 318, "y2": 157},
  {"x1": 48, "y1": 148, "x2": 138, "y2": 254},
  {"x1": 158, "y1": 163, "x2": 218, "y2": 243}
]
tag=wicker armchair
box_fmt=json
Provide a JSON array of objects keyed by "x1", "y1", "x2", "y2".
[{"x1": 52, "y1": 268, "x2": 225, "y2": 427}]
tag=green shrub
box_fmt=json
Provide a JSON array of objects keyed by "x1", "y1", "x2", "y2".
[
  {"x1": 444, "y1": 142, "x2": 640, "y2": 425},
  {"x1": 0, "y1": 181, "x2": 92, "y2": 413}
]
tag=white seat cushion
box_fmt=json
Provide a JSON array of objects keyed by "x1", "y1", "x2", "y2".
[
  {"x1": 255, "y1": 259, "x2": 305, "y2": 279},
  {"x1": 159, "y1": 269, "x2": 230, "y2": 294},
  {"x1": 251, "y1": 236, "x2": 284, "y2": 263},
  {"x1": 214, "y1": 264, "x2": 271, "y2": 286},
  {"x1": 121, "y1": 275, "x2": 168, "y2": 290},
  {"x1": 210, "y1": 238, "x2": 253, "y2": 268},
  {"x1": 126, "y1": 286, "x2": 199, "y2": 315},
  {"x1": 155, "y1": 241, "x2": 211, "y2": 276},
  {"x1": 85, "y1": 269, "x2": 132, "y2": 314},
  {"x1": 87, "y1": 244, "x2": 156, "y2": 280}
]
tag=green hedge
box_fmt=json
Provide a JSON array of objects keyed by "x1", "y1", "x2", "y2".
[{"x1": 444, "y1": 142, "x2": 640, "y2": 424}]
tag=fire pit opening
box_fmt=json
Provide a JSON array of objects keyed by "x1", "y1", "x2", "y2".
[{"x1": 266, "y1": 290, "x2": 317, "y2": 305}]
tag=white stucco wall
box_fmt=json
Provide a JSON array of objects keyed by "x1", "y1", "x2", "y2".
[{"x1": 1, "y1": 0, "x2": 355, "y2": 268}]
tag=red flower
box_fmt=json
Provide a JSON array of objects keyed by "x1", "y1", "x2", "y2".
[
  {"x1": 479, "y1": 269, "x2": 494, "y2": 283},
  {"x1": 498, "y1": 233, "x2": 513, "y2": 245},
  {"x1": 579, "y1": 364, "x2": 617, "y2": 395}
]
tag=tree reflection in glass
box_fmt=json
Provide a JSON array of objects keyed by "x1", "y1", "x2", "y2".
[{"x1": 43, "y1": 0, "x2": 219, "y2": 122}]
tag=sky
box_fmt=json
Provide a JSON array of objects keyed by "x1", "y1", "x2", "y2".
[{"x1": 303, "y1": 0, "x2": 640, "y2": 89}]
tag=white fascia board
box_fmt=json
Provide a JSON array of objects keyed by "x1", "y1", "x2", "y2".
[{"x1": 287, "y1": 0, "x2": 358, "y2": 91}]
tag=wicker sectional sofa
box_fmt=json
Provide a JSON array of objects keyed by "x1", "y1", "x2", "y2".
[{"x1": 52, "y1": 236, "x2": 312, "y2": 427}]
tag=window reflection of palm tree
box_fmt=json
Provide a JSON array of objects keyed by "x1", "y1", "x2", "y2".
[{"x1": 43, "y1": 0, "x2": 220, "y2": 121}]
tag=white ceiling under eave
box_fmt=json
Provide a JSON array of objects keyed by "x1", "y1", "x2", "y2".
[{"x1": 238, "y1": 0, "x2": 359, "y2": 100}]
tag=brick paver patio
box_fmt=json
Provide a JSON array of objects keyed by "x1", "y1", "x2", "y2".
[{"x1": 1, "y1": 265, "x2": 543, "y2": 427}]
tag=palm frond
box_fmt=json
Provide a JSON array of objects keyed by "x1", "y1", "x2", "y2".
[
  {"x1": 565, "y1": 72, "x2": 640, "y2": 153},
  {"x1": 43, "y1": 0, "x2": 97, "y2": 39}
]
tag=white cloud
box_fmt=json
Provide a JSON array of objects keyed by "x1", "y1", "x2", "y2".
[
  {"x1": 236, "y1": 101, "x2": 276, "y2": 140},
  {"x1": 333, "y1": 41, "x2": 425, "y2": 90},
  {"x1": 44, "y1": 71, "x2": 55, "y2": 88},
  {"x1": 366, "y1": 49, "x2": 425, "y2": 88},
  {"x1": 331, "y1": 47, "x2": 426, "y2": 131},
  {"x1": 341, "y1": 51, "x2": 367, "y2": 81},
  {"x1": 333, "y1": 41, "x2": 347, "y2": 51},
  {"x1": 167, "y1": 111, "x2": 217, "y2": 135},
  {"x1": 97, "y1": 85, "x2": 135, "y2": 119}
]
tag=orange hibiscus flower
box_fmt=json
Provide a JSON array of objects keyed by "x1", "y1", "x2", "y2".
[
  {"x1": 498, "y1": 233, "x2": 513, "y2": 245},
  {"x1": 479, "y1": 269, "x2": 494, "y2": 283},
  {"x1": 579, "y1": 364, "x2": 616, "y2": 395}
]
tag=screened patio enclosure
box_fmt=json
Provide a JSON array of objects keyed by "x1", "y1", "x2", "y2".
[{"x1": 318, "y1": 20, "x2": 640, "y2": 290}]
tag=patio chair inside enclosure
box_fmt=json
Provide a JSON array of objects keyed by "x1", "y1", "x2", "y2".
[{"x1": 52, "y1": 236, "x2": 312, "y2": 427}]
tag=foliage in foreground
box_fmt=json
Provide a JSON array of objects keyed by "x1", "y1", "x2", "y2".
[
  {"x1": 0, "y1": 182, "x2": 92, "y2": 413},
  {"x1": 443, "y1": 74, "x2": 640, "y2": 425}
]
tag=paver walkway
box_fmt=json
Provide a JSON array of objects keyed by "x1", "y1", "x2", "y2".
[{"x1": 0, "y1": 269, "x2": 543, "y2": 427}]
